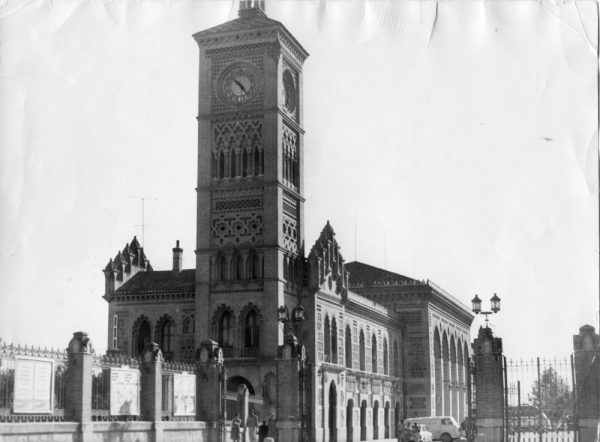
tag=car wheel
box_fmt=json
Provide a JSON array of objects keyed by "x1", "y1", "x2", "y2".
[{"x1": 440, "y1": 433, "x2": 452, "y2": 442}]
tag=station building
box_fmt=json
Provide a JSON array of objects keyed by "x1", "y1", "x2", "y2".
[{"x1": 102, "y1": 2, "x2": 474, "y2": 440}]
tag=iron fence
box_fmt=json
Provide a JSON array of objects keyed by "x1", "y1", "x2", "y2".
[
  {"x1": 161, "y1": 360, "x2": 196, "y2": 421},
  {"x1": 504, "y1": 356, "x2": 577, "y2": 442},
  {"x1": 91, "y1": 353, "x2": 141, "y2": 422},
  {"x1": 0, "y1": 342, "x2": 68, "y2": 423}
]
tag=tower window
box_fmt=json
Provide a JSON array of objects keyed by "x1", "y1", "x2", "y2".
[
  {"x1": 219, "y1": 151, "x2": 225, "y2": 178},
  {"x1": 220, "y1": 255, "x2": 228, "y2": 281},
  {"x1": 244, "y1": 310, "x2": 259, "y2": 348},
  {"x1": 218, "y1": 311, "x2": 233, "y2": 348}
]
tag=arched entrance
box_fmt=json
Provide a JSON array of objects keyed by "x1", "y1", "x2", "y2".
[
  {"x1": 226, "y1": 376, "x2": 255, "y2": 395},
  {"x1": 384, "y1": 401, "x2": 390, "y2": 438},
  {"x1": 328, "y1": 382, "x2": 337, "y2": 442},
  {"x1": 373, "y1": 400, "x2": 379, "y2": 439},
  {"x1": 360, "y1": 400, "x2": 367, "y2": 441},
  {"x1": 346, "y1": 399, "x2": 354, "y2": 442}
]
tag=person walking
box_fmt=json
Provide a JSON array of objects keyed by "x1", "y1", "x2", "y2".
[
  {"x1": 230, "y1": 414, "x2": 241, "y2": 442},
  {"x1": 246, "y1": 409, "x2": 259, "y2": 442},
  {"x1": 257, "y1": 421, "x2": 269, "y2": 442},
  {"x1": 266, "y1": 414, "x2": 276, "y2": 440}
]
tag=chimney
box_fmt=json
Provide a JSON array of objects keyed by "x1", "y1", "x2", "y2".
[{"x1": 172, "y1": 240, "x2": 183, "y2": 272}]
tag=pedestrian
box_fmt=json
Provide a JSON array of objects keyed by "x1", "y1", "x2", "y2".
[
  {"x1": 246, "y1": 409, "x2": 259, "y2": 442},
  {"x1": 267, "y1": 414, "x2": 276, "y2": 439},
  {"x1": 258, "y1": 421, "x2": 269, "y2": 442},
  {"x1": 230, "y1": 413, "x2": 241, "y2": 442}
]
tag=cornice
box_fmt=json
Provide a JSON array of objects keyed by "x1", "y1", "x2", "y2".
[
  {"x1": 197, "y1": 108, "x2": 305, "y2": 135},
  {"x1": 108, "y1": 292, "x2": 195, "y2": 305},
  {"x1": 195, "y1": 23, "x2": 308, "y2": 64}
]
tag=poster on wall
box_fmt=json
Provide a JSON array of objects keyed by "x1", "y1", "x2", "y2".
[
  {"x1": 13, "y1": 357, "x2": 54, "y2": 413},
  {"x1": 110, "y1": 367, "x2": 140, "y2": 416},
  {"x1": 173, "y1": 373, "x2": 196, "y2": 416}
]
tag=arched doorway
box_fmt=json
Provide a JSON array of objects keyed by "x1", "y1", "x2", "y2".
[
  {"x1": 226, "y1": 376, "x2": 255, "y2": 395},
  {"x1": 384, "y1": 401, "x2": 390, "y2": 438},
  {"x1": 134, "y1": 319, "x2": 151, "y2": 357},
  {"x1": 346, "y1": 399, "x2": 354, "y2": 442},
  {"x1": 360, "y1": 400, "x2": 367, "y2": 441},
  {"x1": 328, "y1": 382, "x2": 337, "y2": 442},
  {"x1": 373, "y1": 400, "x2": 379, "y2": 439}
]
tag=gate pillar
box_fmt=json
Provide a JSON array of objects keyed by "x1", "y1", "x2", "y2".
[
  {"x1": 472, "y1": 326, "x2": 504, "y2": 441},
  {"x1": 276, "y1": 332, "x2": 305, "y2": 442},
  {"x1": 196, "y1": 340, "x2": 225, "y2": 440},
  {"x1": 573, "y1": 324, "x2": 600, "y2": 441}
]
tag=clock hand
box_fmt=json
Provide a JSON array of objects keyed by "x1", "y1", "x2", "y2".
[{"x1": 234, "y1": 79, "x2": 247, "y2": 94}]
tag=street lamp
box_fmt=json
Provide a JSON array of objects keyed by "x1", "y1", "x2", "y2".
[{"x1": 471, "y1": 293, "x2": 501, "y2": 327}]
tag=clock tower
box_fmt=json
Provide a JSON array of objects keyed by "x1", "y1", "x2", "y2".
[{"x1": 193, "y1": 0, "x2": 309, "y2": 409}]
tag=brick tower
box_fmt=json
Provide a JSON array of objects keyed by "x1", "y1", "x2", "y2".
[{"x1": 193, "y1": 0, "x2": 309, "y2": 418}]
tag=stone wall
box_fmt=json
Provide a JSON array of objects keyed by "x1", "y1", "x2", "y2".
[{"x1": 0, "y1": 421, "x2": 225, "y2": 442}]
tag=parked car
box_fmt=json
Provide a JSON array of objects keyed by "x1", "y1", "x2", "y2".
[
  {"x1": 403, "y1": 416, "x2": 464, "y2": 442},
  {"x1": 398, "y1": 423, "x2": 433, "y2": 442}
]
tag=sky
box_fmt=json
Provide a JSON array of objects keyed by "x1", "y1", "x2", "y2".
[{"x1": 0, "y1": 0, "x2": 598, "y2": 359}]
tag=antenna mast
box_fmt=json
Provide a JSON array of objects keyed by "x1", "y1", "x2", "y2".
[{"x1": 128, "y1": 195, "x2": 158, "y2": 247}]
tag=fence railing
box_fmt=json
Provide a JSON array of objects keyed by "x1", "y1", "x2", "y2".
[
  {"x1": 504, "y1": 356, "x2": 577, "y2": 442},
  {"x1": 0, "y1": 342, "x2": 68, "y2": 423},
  {"x1": 161, "y1": 360, "x2": 196, "y2": 422},
  {"x1": 91, "y1": 353, "x2": 141, "y2": 422}
]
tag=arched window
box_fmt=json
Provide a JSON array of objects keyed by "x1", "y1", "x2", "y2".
[
  {"x1": 345, "y1": 326, "x2": 352, "y2": 369},
  {"x1": 160, "y1": 320, "x2": 175, "y2": 361},
  {"x1": 372, "y1": 334, "x2": 377, "y2": 374},
  {"x1": 253, "y1": 145, "x2": 260, "y2": 175},
  {"x1": 218, "y1": 311, "x2": 233, "y2": 348},
  {"x1": 324, "y1": 315, "x2": 331, "y2": 363},
  {"x1": 248, "y1": 253, "x2": 259, "y2": 280},
  {"x1": 219, "y1": 150, "x2": 225, "y2": 178},
  {"x1": 220, "y1": 255, "x2": 228, "y2": 281},
  {"x1": 359, "y1": 329, "x2": 366, "y2": 371},
  {"x1": 134, "y1": 318, "x2": 151, "y2": 357},
  {"x1": 244, "y1": 310, "x2": 259, "y2": 348},
  {"x1": 183, "y1": 316, "x2": 191, "y2": 334},
  {"x1": 331, "y1": 317, "x2": 338, "y2": 364},
  {"x1": 383, "y1": 338, "x2": 389, "y2": 375},
  {"x1": 231, "y1": 149, "x2": 237, "y2": 177},
  {"x1": 242, "y1": 148, "x2": 248, "y2": 177},
  {"x1": 235, "y1": 254, "x2": 244, "y2": 280},
  {"x1": 394, "y1": 341, "x2": 400, "y2": 377}
]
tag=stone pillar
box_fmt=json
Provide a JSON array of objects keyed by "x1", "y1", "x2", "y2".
[
  {"x1": 196, "y1": 340, "x2": 225, "y2": 440},
  {"x1": 573, "y1": 324, "x2": 600, "y2": 441},
  {"x1": 140, "y1": 342, "x2": 162, "y2": 421},
  {"x1": 276, "y1": 334, "x2": 305, "y2": 442},
  {"x1": 472, "y1": 327, "x2": 504, "y2": 441},
  {"x1": 65, "y1": 331, "x2": 94, "y2": 422},
  {"x1": 238, "y1": 385, "x2": 250, "y2": 441}
]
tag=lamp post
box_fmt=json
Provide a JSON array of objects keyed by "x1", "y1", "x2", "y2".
[{"x1": 471, "y1": 293, "x2": 501, "y2": 328}]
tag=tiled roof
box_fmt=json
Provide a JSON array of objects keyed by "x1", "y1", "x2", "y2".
[
  {"x1": 345, "y1": 261, "x2": 418, "y2": 287},
  {"x1": 115, "y1": 269, "x2": 195, "y2": 295}
]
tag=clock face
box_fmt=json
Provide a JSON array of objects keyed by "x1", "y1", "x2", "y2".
[
  {"x1": 218, "y1": 62, "x2": 261, "y2": 106},
  {"x1": 282, "y1": 69, "x2": 297, "y2": 114}
]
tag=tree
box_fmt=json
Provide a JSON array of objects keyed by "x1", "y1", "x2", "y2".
[{"x1": 529, "y1": 367, "x2": 574, "y2": 428}]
